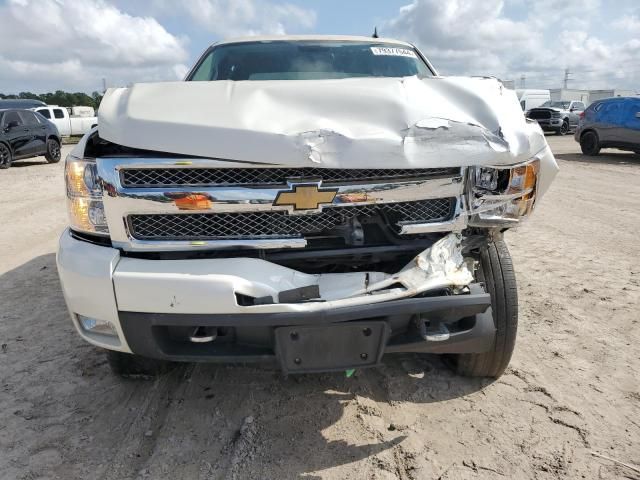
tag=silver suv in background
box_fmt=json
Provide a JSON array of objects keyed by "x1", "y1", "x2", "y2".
[{"x1": 526, "y1": 100, "x2": 586, "y2": 135}]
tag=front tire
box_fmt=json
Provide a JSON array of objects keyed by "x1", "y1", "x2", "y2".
[
  {"x1": 456, "y1": 240, "x2": 518, "y2": 378},
  {"x1": 106, "y1": 350, "x2": 173, "y2": 378},
  {"x1": 0, "y1": 143, "x2": 12, "y2": 169},
  {"x1": 45, "y1": 138, "x2": 61, "y2": 163},
  {"x1": 556, "y1": 119, "x2": 569, "y2": 136},
  {"x1": 580, "y1": 131, "x2": 601, "y2": 156}
]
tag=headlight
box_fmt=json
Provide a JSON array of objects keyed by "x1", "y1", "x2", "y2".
[
  {"x1": 469, "y1": 159, "x2": 540, "y2": 226},
  {"x1": 551, "y1": 112, "x2": 562, "y2": 118},
  {"x1": 65, "y1": 155, "x2": 109, "y2": 235}
]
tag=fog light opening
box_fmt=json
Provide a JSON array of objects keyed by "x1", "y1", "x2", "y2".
[{"x1": 77, "y1": 315, "x2": 118, "y2": 337}]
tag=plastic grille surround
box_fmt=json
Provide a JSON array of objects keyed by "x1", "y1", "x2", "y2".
[
  {"x1": 128, "y1": 198, "x2": 455, "y2": 240},
  {"x1": 120, "y1": 167, "x2": 462, "y2": 187}
]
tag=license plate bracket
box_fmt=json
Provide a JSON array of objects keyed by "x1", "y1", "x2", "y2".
[{"x1": 275, "y1": 322, "x2": 388, "y2": 374}]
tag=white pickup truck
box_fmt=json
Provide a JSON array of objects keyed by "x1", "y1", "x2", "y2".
[
  {"x1": 56, "y1": 35, "x2": 558, "y2": 379},
  {"x1": 34, "y1": 105, "x2": 97, "y2": 137}
]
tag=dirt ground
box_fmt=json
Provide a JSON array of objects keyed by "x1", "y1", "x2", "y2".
[{"x1": 0, "y1": 136, "x2": 638, "y2": 480}]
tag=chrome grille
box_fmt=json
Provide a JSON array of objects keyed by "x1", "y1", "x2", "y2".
[
  {"x1": 121, "y1": 167, "x2": 461, "y2": 187},
  {"x1": 128, "y1": 199, "x2": 455, "y2": 240}
]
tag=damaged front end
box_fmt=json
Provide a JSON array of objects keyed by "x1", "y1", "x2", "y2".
[
  {"x1": 109, "y1": 233, "x2": 494, "y2": 373},
  {"x1": 59, "y1": 48, "x2": 558, "y2": 375}
]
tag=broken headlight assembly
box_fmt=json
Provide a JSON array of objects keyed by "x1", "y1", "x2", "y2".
[
  {"x1": 468, "y1": 158, "x2": 540, "y2": 226},
  {"x1": 65, "y1": 155, "x2": 109, "y2": 236}
]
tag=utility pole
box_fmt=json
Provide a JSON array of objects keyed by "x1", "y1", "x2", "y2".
[
  {"x1": 102, "y1": 78, "x2": 107, "y2": 93},
  {"x1": 520, "y1": 74, "x2": 526, "y2": 88},
  {"x1": 563, "y1": 69, "x2": 571, "y2": 89}
]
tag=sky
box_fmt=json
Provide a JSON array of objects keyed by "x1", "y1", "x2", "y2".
[{"x1": 1, "y1": 0, "x2": 639, "y2": 94}]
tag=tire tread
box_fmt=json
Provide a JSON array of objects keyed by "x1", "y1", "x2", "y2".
[{"x1": 457, "y1": 240, "x2": 518, "y2": 378}]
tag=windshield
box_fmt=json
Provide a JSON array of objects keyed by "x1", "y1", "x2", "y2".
[
  {"x1": 187, "y1": 41, "x2": 433, "y2": 81},
  {"x1": 540, "y1": 101, "x2": 570, "y2": 109}
]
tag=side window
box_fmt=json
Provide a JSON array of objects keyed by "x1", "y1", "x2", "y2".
[
  {"x1": 2, "y1": 111, "x2": 23, "y2": 127},
  {"x1": 604, "y1": 102, "x2": 620, "y2": 113},
  {"x1": 574, "y1": 102, "x2": 585, "y2": 110},
  {"x1": 599, "y1": 101, "x2": 622, "y2": 124},
  {"x1": 38, "y1": 109, "x2": 51, "y2": 119},
  {"x1": 53, "y1": 109, "x2": 65, "y2": 119},
  {"x1": 19, "y1": 111, "x2": 40, "y2": 125}
]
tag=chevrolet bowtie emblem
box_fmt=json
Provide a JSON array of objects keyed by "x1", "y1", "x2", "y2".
[{"x1": 273, "y1": 184, "x2": 338, "y2": 212}]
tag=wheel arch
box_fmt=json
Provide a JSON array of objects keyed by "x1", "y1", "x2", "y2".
[
  {"x1": 579, "y1": 128, "x2": 599, "y2": 141},
  {"x1": 0, "y1": 140, "x2": 13, "y2": 154}
]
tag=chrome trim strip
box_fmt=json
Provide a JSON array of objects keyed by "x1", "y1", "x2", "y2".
[
  {"x1": 113, "y1": 237, "x2": 308, "y2": 252},
  {"x1": 399, "y1": 215, "x2": 466, "y2": 234},
  {"x1": 102, "y1": 178, "x2": 461, "y2": 214}
]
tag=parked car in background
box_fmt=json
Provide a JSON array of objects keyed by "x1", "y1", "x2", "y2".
[
  {"x1": 526, "y1": 100, "x2": 585, "y2": 135},
  {"x1": 34, "y1": 105, "x2": 97, "y2": 137},
  {"x1": 0, "y1": 109, "x2": 61, "y2": 168},
  {"x1": 516, "y1": 89, "x2": 550, "y2": 111},
  {"x1": 575, "y1": 97, "x2": 640, "y2": 156},
  {"x1": 0, "y1": 98, "x2": 47, "y2": 109}
]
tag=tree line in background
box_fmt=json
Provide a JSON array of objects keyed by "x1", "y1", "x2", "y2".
[{"x1": 0, "y1": 90, "x2": 103, "y2": 109}]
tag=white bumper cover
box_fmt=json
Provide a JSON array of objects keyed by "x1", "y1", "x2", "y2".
[{"x1": 57, "y1": 230, "x2": 473, "y2": 352}]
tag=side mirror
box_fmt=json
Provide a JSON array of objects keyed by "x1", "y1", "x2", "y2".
[{"x1": 569, "y1": 108, "x2": 575, "y2": 112}]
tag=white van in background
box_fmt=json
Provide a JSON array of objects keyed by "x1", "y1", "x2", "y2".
[
  {"x1": 34, "y1": 105, "x2": 97, "y2": 137},
  {"x1": 516, "y1": 89, "x2": 551, "y2": 111}
]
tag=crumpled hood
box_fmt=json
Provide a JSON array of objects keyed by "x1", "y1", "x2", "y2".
[{"x1": 98, "y1": 76, "x2": 557, "y2": 191}]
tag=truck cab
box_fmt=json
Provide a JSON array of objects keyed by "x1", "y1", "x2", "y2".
[{"x1": 34, "y1": 105, "x2": 97, "y2": 137}]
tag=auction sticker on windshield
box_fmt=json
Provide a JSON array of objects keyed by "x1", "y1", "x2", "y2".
[{"x1": 370, "y1": 46, "x2": 417, "y2": 58}]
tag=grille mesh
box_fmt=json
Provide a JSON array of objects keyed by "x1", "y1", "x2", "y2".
[
  {"x1": 528, "y1": 110, "x2": 552, "y2": 119},
  {"x1": 121, "y1": 167, "x2": 461, "y2": 187},
  {"x1": 128, "y1": 199, "x2": 454, "y2": 241}
]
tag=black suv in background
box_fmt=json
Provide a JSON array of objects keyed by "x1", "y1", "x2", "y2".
[{"x1": 0, "y1": 109, "x2": 61, "y2": 169}]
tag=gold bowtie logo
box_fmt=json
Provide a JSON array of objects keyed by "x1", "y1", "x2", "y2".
[{"x1": 273, "y1": 184, "x2": 338, "y2": 211}]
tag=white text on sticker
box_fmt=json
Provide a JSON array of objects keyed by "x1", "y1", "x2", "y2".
[{"x1": 370, "y1": 47, "x2": 417, "y2": 58}]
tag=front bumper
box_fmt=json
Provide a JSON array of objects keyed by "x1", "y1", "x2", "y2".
[
  {"x1": 57, "y1": 230, "x2": 496, "y2": 372},
  {"x1": 532, "y1": 118, "x2": 563, "y2": 130}
]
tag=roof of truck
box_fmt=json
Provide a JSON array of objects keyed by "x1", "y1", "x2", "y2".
[{"x1": 214, "y1": 35, "x2": 413, "y2": 47}]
